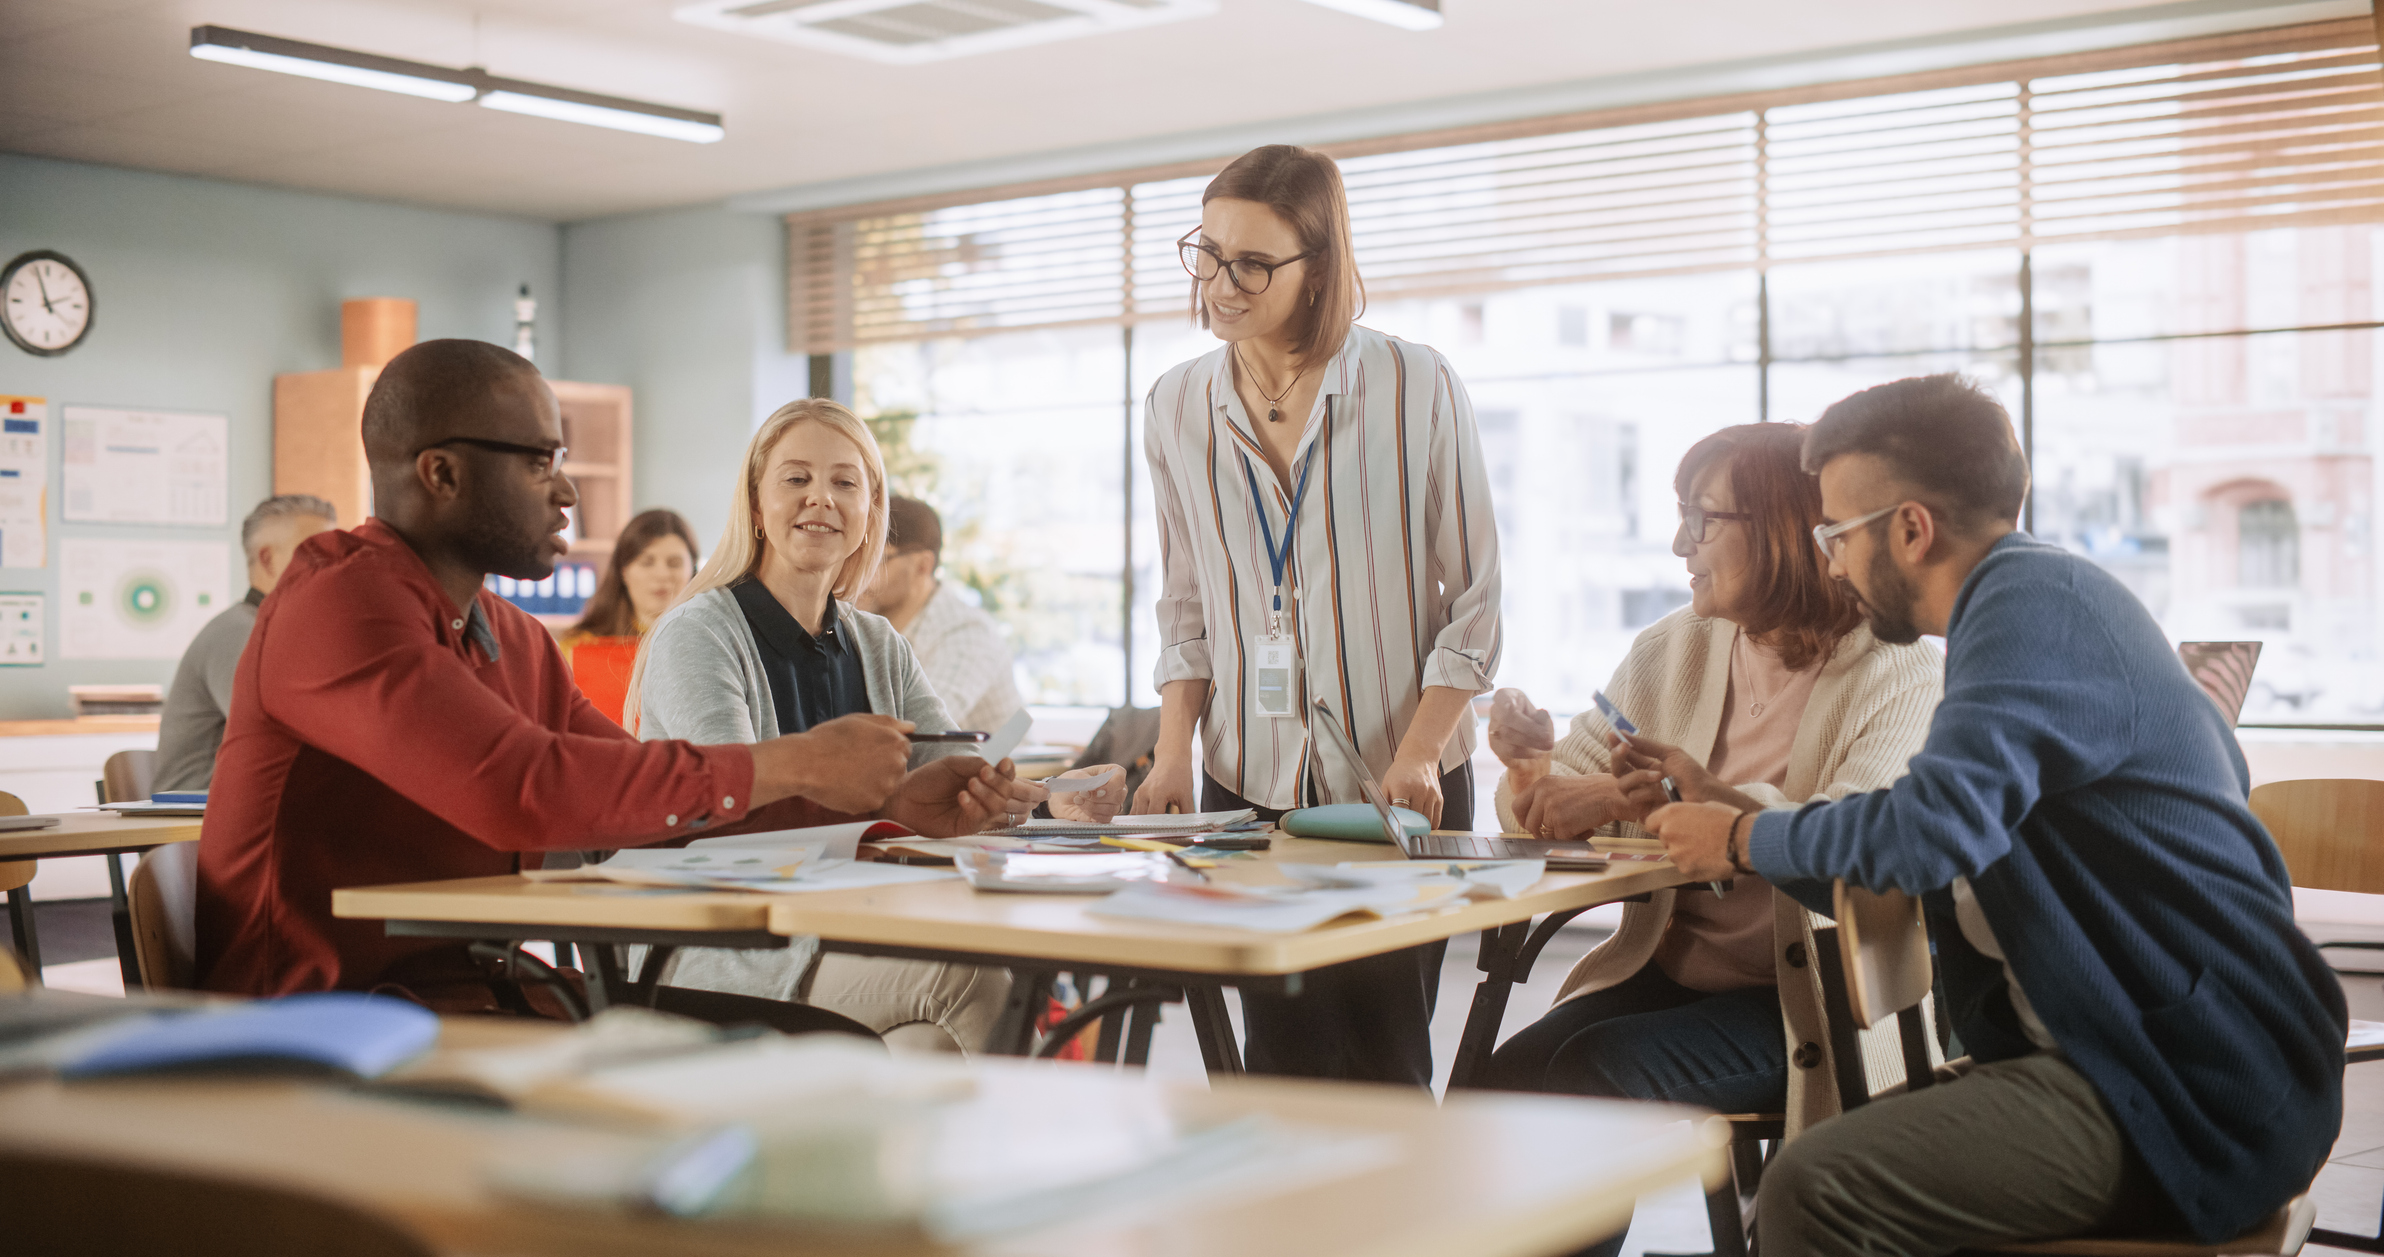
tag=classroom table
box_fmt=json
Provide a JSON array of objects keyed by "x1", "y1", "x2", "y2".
[
  {"x1": 335, "y1": 833, "x2": 1691, "y2": 1086},
  {"x1": 2, "y1": 812, "x2": 201, "y2": 981},
  {"x1": 0, "y1": 1014, "x2": 1730, "y2": 1257}
]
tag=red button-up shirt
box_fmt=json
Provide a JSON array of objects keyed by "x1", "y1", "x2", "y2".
[{"x1": 196, "y1": 520, "x2": 757, "y2": 996}]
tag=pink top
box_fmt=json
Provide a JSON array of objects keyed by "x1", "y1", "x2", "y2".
[{"x1": 1653, "y1": 631, "x2": 1825, "y2": 992}]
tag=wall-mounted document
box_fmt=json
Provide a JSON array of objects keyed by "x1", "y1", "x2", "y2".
[
  {"x1": 0, "y1": 395, "x2": 44, "y2": 568},
  {"x1": 59, "y1": 539, "x2": 232, "y2": 660},
  {"x1": 61, "y1": 405, "x2": 228, "y2": 526}
]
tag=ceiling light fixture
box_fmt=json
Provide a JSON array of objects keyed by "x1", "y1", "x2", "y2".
[
  {"x1": 187, "y1": 26, "x2": 724, "y2": 142},
  {"x1": 1296, "y1": 0, "x2": 1442, "y2": 30}
]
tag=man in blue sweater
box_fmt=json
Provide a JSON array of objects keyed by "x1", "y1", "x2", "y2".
[{"x1": 1647, "y1": 374, "x2": 2344, "y2": 1254}]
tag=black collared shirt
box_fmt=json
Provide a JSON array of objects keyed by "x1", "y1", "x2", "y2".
[{"x1": 731, "y1": 578, "x2": 870, "y2": 736}]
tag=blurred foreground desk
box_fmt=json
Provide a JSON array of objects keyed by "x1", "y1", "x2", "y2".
[
  {"x1": 336, "y1": 834, "x2": 1687, "y2": 1085},
  {"x1": 2, "y1": 812, "x2": 201, "y2": 980},
  {"x1": 0, "y1": 1018, "x2": 1728, "y2": 1257}
]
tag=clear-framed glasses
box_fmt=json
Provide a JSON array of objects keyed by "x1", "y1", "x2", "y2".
[
  {"x1": 1178, "y1": 228, "x2": 1314, "y2": 296},
  {"x1": 416, "y1": 437, "x2": 568, "y2": 478},
  {"x1": 1676, "y1": 502, "x2": 1753, "y2": 546},
  {"x1": 1811, "y1": 504, "x2": 1901, "y2": 560}
]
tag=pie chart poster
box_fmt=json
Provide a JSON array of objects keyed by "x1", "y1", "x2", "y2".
[{"x1": 58, "y1": 539, "x2": 231, "y2": 660}]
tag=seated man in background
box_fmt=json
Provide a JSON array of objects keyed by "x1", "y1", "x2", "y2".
[
  {"x1": 152, "y1": 493, "x2": 338, "y2": 792},
  {"x1": 196, "y1": 339, "x2": 1037, "y2": 1007},
  {"x1": 856, "y1": 495, "x2": 1023, "y2": 736},
  {"x1": 1646, "y1": 374, "x2": 2345, "y2": 1255}
]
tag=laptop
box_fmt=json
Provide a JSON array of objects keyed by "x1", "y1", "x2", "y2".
[{"x1": 1306, "y1": 699, "x2": 1619, "y2": 871}]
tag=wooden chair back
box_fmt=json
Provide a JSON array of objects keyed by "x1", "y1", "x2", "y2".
[
  {"x1": 1813, "y1": 881, "x2": 1940, "y2": 1112},
  {"x1": 128, "y1": 842, "x2": 200, "y2": 991},
  {"x1": 0, "y1": 788, "x2": 30, "y2": 895},
  {"x1": 0, "y1": 1148, "x2": 436, "y2": 1256},
  {"x1": 2247, "y1": 778, "x2": 2384, "y2": 895},
  {"x1": 99, "y1": 749, "x2": 157, "y2": 805}
]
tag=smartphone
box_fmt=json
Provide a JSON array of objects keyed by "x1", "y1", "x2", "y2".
[
  {"x1": 907, "y1": 730, "x2": 989, "y2": 744},
  {"x1": 1590, "y1": 690, "x2": 1638, "y2": 737}
]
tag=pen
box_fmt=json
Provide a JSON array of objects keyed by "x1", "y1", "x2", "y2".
[
  {"x1": 907, "y1": 730, "x2": 989, "y2": 743},
  {"x1": 1163, "y1": 849, "x2": 1212, "y2": 883}
]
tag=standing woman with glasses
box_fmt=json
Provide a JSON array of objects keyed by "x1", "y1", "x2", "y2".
[{"x1": 1136, "y1": 144, "x2": 1504, "y2": 1086}]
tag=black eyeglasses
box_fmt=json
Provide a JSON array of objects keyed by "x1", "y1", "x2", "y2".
[
  {"x1": 1178, "y1": 229, "x2": 1314, "y2": 296},
  {"x1": 416, "y1": 437, "x2": 568, "y2": 477},
  {"x1": 1676, "y1": 502, "x2": 1753, "y2": 545}
]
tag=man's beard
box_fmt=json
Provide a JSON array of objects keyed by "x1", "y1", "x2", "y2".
[
  {"x1": 1858, "y1": 543, "x2": 1925, "y2": 645},
  {"x1": 458, "y1": 493, "x2": 555, "y2": 581}
]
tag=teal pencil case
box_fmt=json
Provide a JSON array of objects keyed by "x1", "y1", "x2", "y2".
[{"x1": 1279, "y1": 802, "x2": 1430, "y2": 843}]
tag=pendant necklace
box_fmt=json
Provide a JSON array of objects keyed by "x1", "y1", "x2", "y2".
[
  {"x1": 1234, "y1": 343, "x2": 1310, "y2": 423},
  {"x1": 1739, "y1": 636, "x2": 1789, "y2": 719}
]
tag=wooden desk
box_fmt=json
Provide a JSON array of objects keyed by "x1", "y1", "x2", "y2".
[
  {"x1": 337, "y1": 835, "x2": 1688, "y2": 1084},
  {"x1": 4, "y1": 813, "x2": 202, "y2": 978},
  {"x1": 0, "y1": 1024, "x2": 1728, "y2": 1257}
]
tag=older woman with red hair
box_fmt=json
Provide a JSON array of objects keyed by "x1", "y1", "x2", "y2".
[{"x1": 1478, "y1": 423, "x2": 1943, "y2": 1257}]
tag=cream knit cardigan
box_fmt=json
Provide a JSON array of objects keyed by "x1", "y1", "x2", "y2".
[{"x1": 1492, "y1": 608, "x2": 1944, "y2": 1135}]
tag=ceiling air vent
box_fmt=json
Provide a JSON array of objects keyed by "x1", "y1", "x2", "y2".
[{"x1": 674, "y1": 0, "x2": 1216, "y2": 64}]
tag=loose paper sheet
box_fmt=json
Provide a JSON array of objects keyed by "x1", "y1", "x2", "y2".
[
  {"x1": 0, "y1": 593, "x2": 40, "y2": 665},
  {"x1": 58, "y1": 538, "x2": 233, "y2": 660},
  {"x1": 61, "y1": 405, "x2": 228, "y2": 525},
  {"x1": 0, "y1": 396, "x2": 45, "y2": 568}
]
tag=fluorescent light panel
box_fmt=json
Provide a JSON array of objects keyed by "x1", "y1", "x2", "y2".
[
  {"x1": 186, "y1": 26, "x2": 723, "y2": 142},
  {"x1": 1297, "y1": 0, "x2": 1442, "y2": 30}
]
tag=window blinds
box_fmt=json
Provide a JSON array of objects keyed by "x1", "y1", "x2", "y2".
[{"x1": 788, "y1": 18, "x2": 2383, "y2": 353}]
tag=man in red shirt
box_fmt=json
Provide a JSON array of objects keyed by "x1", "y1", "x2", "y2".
[{"x1": 197, "y1": 339, "x2": 1032, "y2": 1002}]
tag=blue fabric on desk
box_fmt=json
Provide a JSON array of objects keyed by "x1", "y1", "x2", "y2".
[
  {"x1": 1748, "y1": 533, "x2": 2345, "y2": 1242},
  {"x1": 61, "y1": 991, "x2": 440, "y2": 1080}
]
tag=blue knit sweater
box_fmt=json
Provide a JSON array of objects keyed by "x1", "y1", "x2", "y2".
[{"x1": 1748, "y1": 533, "x2": 2345, "y2": 1241}]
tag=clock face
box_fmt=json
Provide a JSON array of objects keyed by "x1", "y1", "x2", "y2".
[{"x1": 2, "y1": 251, "x2": 94, "y2": 356}]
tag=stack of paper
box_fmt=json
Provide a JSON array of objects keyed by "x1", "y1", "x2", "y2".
[
  {"x1": 986, "y1": 809, "x2": 1257, "y2": 839},
  {"x1": 954, "y1": 850, "x2": 1203, "y2": 894}
]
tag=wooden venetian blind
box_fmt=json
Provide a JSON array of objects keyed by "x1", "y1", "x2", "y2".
[{"x1": 789, "y1": 18, "x2": 2384, "y2": 354}]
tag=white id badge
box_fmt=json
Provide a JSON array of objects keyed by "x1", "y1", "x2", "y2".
[{"x1": 1252, "y1": 635, "x2": 1300, "y2": 719}]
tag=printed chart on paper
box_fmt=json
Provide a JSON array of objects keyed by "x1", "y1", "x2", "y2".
[
  {"x1": 0, "y1": 594, "x2": 40, "y2": 665},
  {"x1": 59, "y1": 539, "x2": 231, "y2": 660},
  {"x1": 61, "y1": 406, "x2": 228, "y2": 526},
  {"x1": 0, "y1": 395, "x2": 44, "y2": 568}
]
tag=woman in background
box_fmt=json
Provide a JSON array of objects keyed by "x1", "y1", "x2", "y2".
[
  {"x1": 559, "y1": 507, "x2": 699, "y2": 728},
  {"x1": 1137, "y1": 144, "x2": 1503, "y2": 1086}
]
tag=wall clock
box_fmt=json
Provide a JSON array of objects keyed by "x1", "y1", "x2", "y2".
[{"x1": 2, "y1": 250, "x2": 94, "y2": 356}]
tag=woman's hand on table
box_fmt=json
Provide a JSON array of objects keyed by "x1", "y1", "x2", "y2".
[
  {"x1": 882, "y1": 756, "x2": 1043, "y2": 837},
  {"x1": 1643, "y1": 800, "x2": 1746, "y2": 881},
  {"x1": 1485, "y1": 688, "x2": 1556, "y2": 792},
  {"x1": 1379, "y1": 754, "x2": 1447, "y2": 828},
  {"x1": 1048, "y1": 763, "x2": 1128, "y2": 823},
  {"x1": 1131, "y1": 752, "x2": 1198, "y2": 815},
  {"x1": 1511, "y1": 770, "x2": 1666, "y2": 841}
]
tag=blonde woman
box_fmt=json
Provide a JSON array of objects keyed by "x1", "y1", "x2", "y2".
[{"x1": 632, "y1": 398, "x2": 1122, "y2": 1052}]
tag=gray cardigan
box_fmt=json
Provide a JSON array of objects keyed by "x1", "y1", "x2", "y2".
[
  {"x1": 635, "y1": 583, "x2": 964, "y2": 1000},
  {"x1": 638, "y1": 584, "x2": 958, "y2": 758}
]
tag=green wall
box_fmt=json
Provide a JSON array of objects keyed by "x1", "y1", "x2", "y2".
[{"x1": 0, "y1": 153, "x2": 561, "y2": 719}]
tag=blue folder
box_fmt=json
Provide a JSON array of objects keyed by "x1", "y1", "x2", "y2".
[{"x1": 60, "y1": 992, "x2": 440, "y2": 1080}]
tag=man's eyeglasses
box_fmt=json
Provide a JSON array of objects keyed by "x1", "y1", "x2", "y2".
[
  {"x1": 416, "y1": 437, "x2": 568, "y2": 477},
  {"x1": 1178, "y1": 229, "x2": 1314, "y2": 296},
  {"x1": 1676, "y1": 502, "x2": 1753, "y2": 546},
  {"x1": 1811, "y1": 504, "x2": 1901, "y2": 560}
]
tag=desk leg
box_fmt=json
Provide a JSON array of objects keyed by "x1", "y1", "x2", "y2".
[
  {"x1": 1188, "y1": 984, "x2": 1243, "y2": 1075},
  {"x1": 108, "y1": 854, "x2": 142, "y2": 991},
  {"x1": 1091, "y1": 979, "x2": 1128, "y2": 1064},
  {"x1": 1121, "y1": 991, "x2": 1165, "y2": 1067},
  {"x1": 1446, "y1": 921, "x2": 1531, "y2": 1091},
  {"x1": 6, "y1": 886, "x2": 40, "y2": 973},
  {"x1": 985, "y1": 968, "x2": 1052, "y2": 1057},
  {"x1": 585, "y1": 945, "x2": 626, "y2": 1013}
]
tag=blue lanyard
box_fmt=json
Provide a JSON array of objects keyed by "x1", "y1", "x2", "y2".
[{"x1": 1239, "y1": 447, "x2": 1312, "y2": 615}]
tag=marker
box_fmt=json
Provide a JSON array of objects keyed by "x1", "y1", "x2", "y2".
[{"x1": 907, "y1": 730, "x2": 989, "y2": 743}]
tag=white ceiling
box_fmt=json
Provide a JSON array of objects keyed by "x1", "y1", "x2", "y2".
[{"x1": 0, "y1": 0, "x2": 2331, "y2": 222}]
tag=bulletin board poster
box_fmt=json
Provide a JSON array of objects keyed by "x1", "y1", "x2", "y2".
[
  {"x1": 58, "y1": 539, "x2": 231, "y2": 660},
  {"x1": 0, "y1": 593, "x2": 40, "y2": 665},
  {"x1": 0, "y1": 395, "x2": 44, "y2": 568},
  {"x1": 61, "y1": 405, "x2": 228, "y2": 526}
]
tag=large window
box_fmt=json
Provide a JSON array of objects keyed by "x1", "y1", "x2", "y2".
[{"x1": 813, "y1": 18, "x2": 2384, "y2": 723}]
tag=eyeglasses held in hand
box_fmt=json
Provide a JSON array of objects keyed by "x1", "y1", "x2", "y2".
[{"x1": 1178, "y1": 229, "x2": 1314, "y2": 296}]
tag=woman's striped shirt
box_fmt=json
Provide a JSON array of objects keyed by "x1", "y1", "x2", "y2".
[{"x1": 1145, "y1": 324, "x2": 1504, "y2": 809}]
